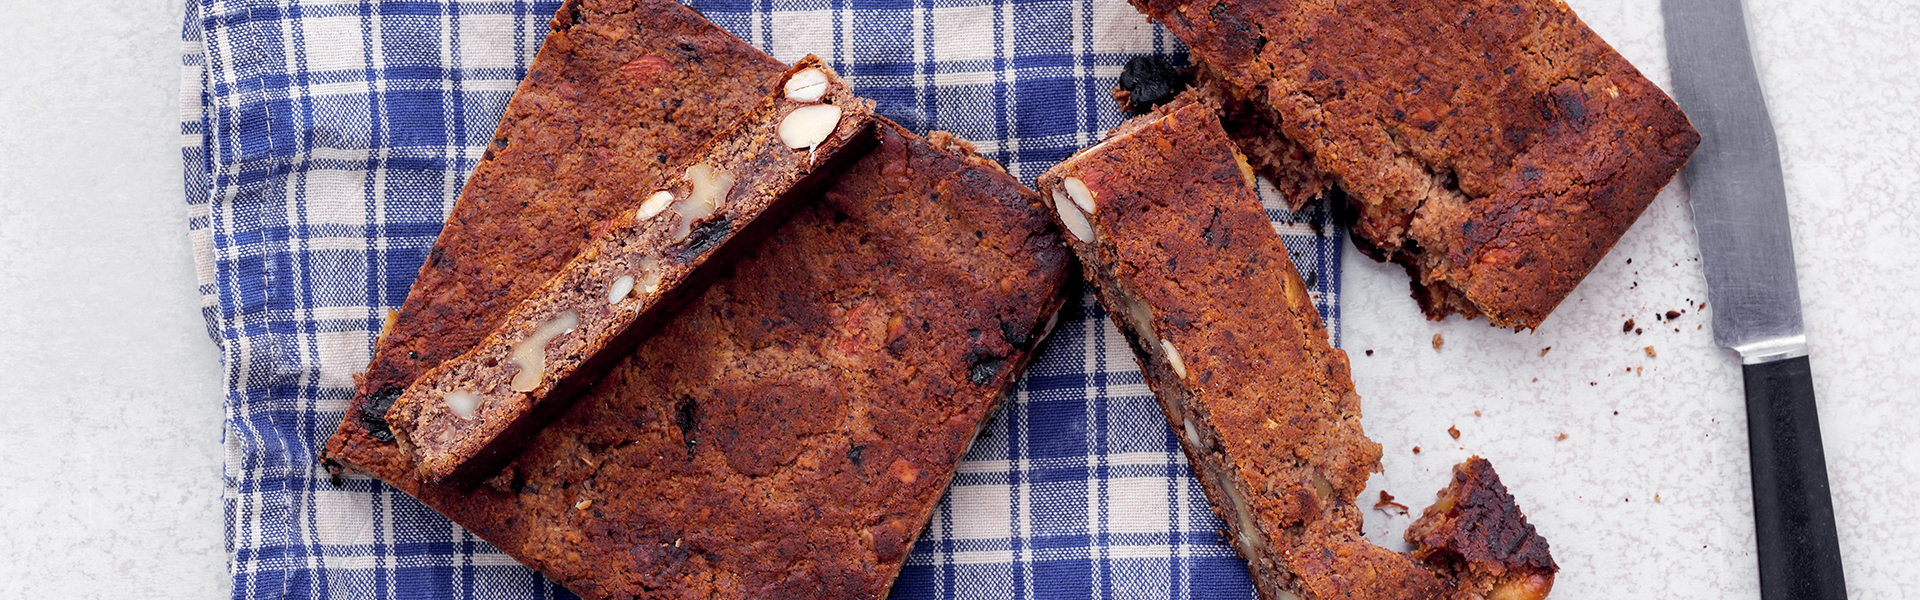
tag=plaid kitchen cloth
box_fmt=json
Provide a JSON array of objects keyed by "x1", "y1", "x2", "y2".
[{"x1": 181, "y1": 0, "x2": 1346, "y2": 598}]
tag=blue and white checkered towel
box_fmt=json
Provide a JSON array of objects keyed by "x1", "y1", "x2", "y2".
[{"x1": 181, "y1": 1, "x2": 1346, "y2": 597}]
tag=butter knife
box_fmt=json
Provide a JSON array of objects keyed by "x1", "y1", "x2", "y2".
[{"x1": 1662, "y1": 1, "x2": 1848, "y2": 598}]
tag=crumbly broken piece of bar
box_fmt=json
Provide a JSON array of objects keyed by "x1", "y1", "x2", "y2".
[
  {"x1": 1134, "y1": 0, "x2": 1699, "y2": 328},
  {"x1": 328, "y1": 122, "x2": 1074, "y2": 600},
  {"x1": 1408, "y1": 458, "x2": 1559, "y2": 600},
  {"x1": 1038, "y1": 98, "x2": 1554, "y2": 600},
  {"x1": 324, "y1": 0, "x2": 790, "y2": 476},
  {"x1": 387, "y1": 57, "x2": 877, "y2": 488}
]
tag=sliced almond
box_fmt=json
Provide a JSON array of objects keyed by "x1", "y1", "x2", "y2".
[
  {"x1": 1053, "y1": 190, "x2": 1095, "y2": 243},
  {"x1": 783, "y1": 68, "x2": 830, "y2": 103},
  {"x1": 779, "y1": 104, "x2": 843, "y2": 150},
  {"x1": 638, "y1": 190, "x2": 674, "y2": 220},
  {"x1": 1063, "y1": 176, "x2": 1097, "y2": 214},
  {"x1": 1161, "y1": 339, "x2": 1188, "y2": 380},
  {"x1": 607, "y1": 275, "x2": 635, "y2": 305}
]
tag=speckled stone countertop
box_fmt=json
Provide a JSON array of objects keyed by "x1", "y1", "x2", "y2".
[{"x1": 0, "y1": 0, "x2": 1912, "y2": 598}]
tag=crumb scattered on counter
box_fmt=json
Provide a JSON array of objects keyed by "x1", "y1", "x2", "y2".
[
  {"x1": 1623, "y1": 318, "x2": 1635, "y2": 333},
  {"x1": 1666, "y1": 310, "x2": 1681, "y2": 320},
  {"x1": 1644, "y1": 346, "x2": 1657, "y2": 358},
  {"x1": 1412, "y1": 446, "x2": 1421, "y2": 454},
  {"x1": 1432, "y1": 333, "x2": 1444, "y2": 350},
  {"x1": 1448, "y1": 425, "x2": 1461, "y2": 440},
  {"x1": 1540, "y1": 347, "x2": 1551, "y2": 356},
  {"x1": 1556, "y1": 433, "x2": 1569, "y2": 441},
  {"x1": 1365, "y1": 349, "x2": 1374, "y2": 356},
  {"x1": 1374, "y1": 491, "x2": 1410, "y2": 515}
]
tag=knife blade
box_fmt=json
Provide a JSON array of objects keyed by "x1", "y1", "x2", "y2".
[{"x1": 1661, "y1": 1, "x2": 1847, "y2": 598}]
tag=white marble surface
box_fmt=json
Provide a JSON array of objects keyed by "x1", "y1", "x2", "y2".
[
  {"x1": 0, "y1": 0, "x2": 1913, "y2": 598},
  {"x1": 0, "y1": 0, "x2": 228, "y2": 598},
  {"x1": 1348, "y1": 0, "x2": 1920, "y2": 598}
]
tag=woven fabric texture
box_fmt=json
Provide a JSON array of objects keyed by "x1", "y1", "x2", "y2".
[{"x1": 181, "y1": 0, "x2": 1346, "y2": 597}]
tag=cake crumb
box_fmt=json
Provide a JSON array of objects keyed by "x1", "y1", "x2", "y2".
[
  {"x1": 1622, "y1": 318, "x2": 1635, "y2": 333},
  {"x1": 1473, "y1": 410, "x2": 1482, "y2": 417},
  {"x1": 1555, "y1": 433, "x2": 1569, "y2": 441},
  {"x1": 1655, "y1": 493, "x2": 1662, "y2": 503},
  {"x1": 1540, "y1": 346, "x2": 1551, "y2": 356},
  {"x1": 1412, "y1": 446, "x2": 1422, "y2": 454},
  {"x1": 1365, "y1": 349, "x2": 1374, "y2": 356},
  {"x1": 1666, "y1": 310, "x2": 1681, "y2": 320},
  {"x1": 1374, "y1": 491, "x2": 1410, "y2": 515},
  {"x1": 1644, "y1": 346, "x2": 1657, "y2": 358},
  {"x1": 1636, "y1": 328, "x2": 1644, "y2": 335},
  {"x1": 1432, "y1": 333, "x2": 1444, "y2": 350},
  {"x1": 1448, "y1": 425, "x2": 1461, "y2": 440}
]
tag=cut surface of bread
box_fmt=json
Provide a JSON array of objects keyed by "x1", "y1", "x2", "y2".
[
  {"x1": 387, "y1": 57, "x2": 878, "y2": 488},
  {"x1": 324, "y1": 0, "x2": 787, "y2": 475}
]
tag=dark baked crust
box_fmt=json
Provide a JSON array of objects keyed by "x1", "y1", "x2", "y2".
[
  {"x1": 328, "y1": 122, "x2": 1073, "y2": 599},
  {"x1": 387, "y1": 57, "x2": 879, "y2": 488},
  {"x1": 1408, "y1": 458, "x2": 1559, "y2": 600},
  {"x1": 1136, "y1": 0, "x2": 1700, "y2": 328},
  {"x1": 1039, "y1": 102, "x2": 1556, "y2": 600},
  {"x1": 324, "y1": 0, "x2": 787, "y2": 474}
]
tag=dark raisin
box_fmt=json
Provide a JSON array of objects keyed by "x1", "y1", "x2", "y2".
[
  {"x1": 358, "y1": 386, "x2": 405, "y2": 443},
  {"x1": 1115, "y1": 55, "x2": 1189, "y2": 115},
  {"x1": 967, "y1": 351, "x2": 1006, "y2": 386},
  {"x1": 674, "y1": 216, "x2": 733, "y2": 264},
  {"x1": 1000, "y1": 318, "x2": 1032, "y2": 349},
  {"x1": 674, "y1": 397, "x2": 699, "y2": 451}
]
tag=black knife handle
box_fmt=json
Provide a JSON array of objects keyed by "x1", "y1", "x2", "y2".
[{"x1": 1743, "y1": 355, "x2": 1847, "y2": 600}]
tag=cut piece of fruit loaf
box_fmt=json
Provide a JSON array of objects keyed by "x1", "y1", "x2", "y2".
[
  {"x1": 1133, "y1": 0, "x2": 1700, "y2": 329},
  {"x1": 322, "y1": 0, "x2": 790, "y2": 476},
  {"x1": 329, "y1": 121, "x2": 1076, "y2": 600},
  {"x1": 1037, "y1": 95, "x2": 1555, "y2": 600},
  {"x1": 387, "y1": 56, "x2": 878, "y2": 488}
]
